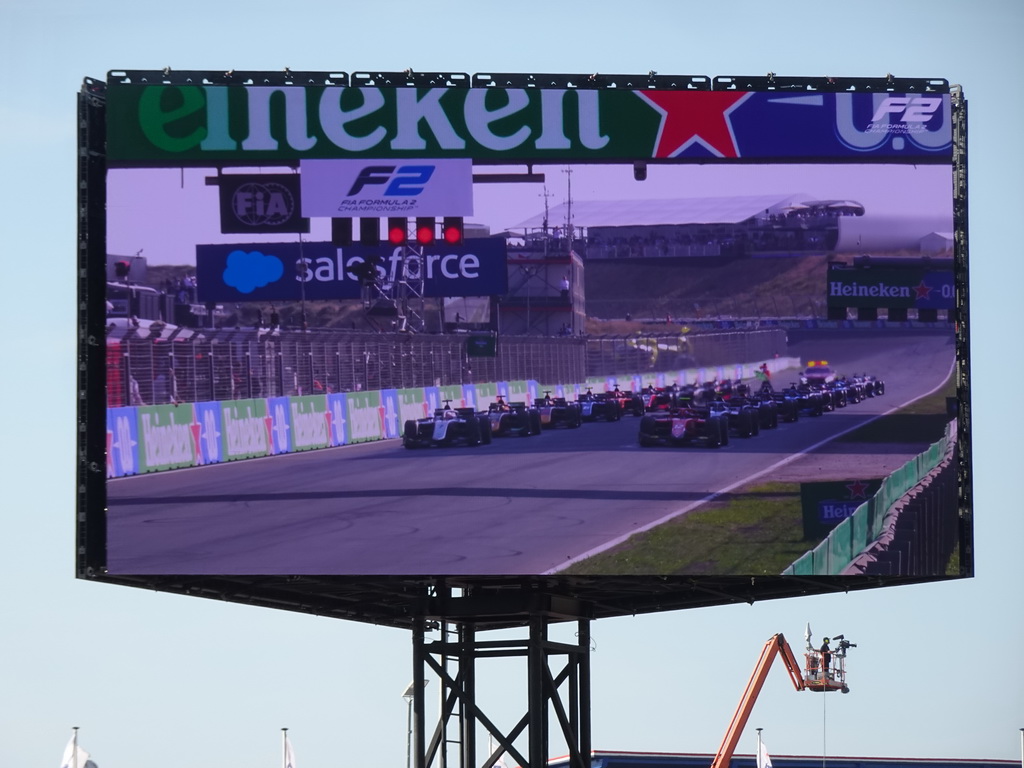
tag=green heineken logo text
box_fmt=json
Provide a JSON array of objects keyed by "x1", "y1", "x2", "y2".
[{"x1": 107, "y1": 85, "x2": 659, "y2": 163}]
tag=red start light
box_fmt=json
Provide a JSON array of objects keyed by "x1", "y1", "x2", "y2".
[
  {"x1": 416, "y1": 225, "x2": 435, "y2": 245},
  {"x1": 387, "y1": 217, "x2": 407, "y2": 245},
  {"x1": 442, "y1": 216, "x2": 464, "y2": 244}
]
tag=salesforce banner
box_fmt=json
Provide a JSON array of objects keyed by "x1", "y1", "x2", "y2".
[{"x1": 195, "y1": 237, "x2": 508, "y2": 301}]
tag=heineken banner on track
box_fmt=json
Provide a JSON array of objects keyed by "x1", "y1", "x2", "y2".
[
  {"x1": 289, "y1": 396, "x2": 332, "y2": 452},
  {"x1": 136, "y1": 404, "x2": 198, "y2": 472},
  {"x1": 222, "y1": 399, "x2": 272, "y2": 461},
  {"x1": 827, "y1": 265, "x2": 955, "y2": 309}
]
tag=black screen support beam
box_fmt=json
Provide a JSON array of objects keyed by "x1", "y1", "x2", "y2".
[{"x1": 409, "y1": 589, "x2": 593, "y2": 768}]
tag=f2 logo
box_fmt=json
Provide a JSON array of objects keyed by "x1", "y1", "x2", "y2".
[
  {"x1": 870, "y1": 96, "x2": 942, "y2": 123},
  {"x1": 346, "y1": 165, "x2": 436, "y2": 196}
]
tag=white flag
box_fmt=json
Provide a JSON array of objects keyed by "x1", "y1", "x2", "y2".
[
  {"x1": 284, "y1": 736, "x2": 296, "y2": 768},
  {"x1": 757, "y1": 741, "x2": 773, "y2": 768},
  {"x1": 60, "y1": 735, "x2": 91, "y2": 768}
]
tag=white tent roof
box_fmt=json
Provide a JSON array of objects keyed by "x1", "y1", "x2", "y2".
[{"x1": 510, "y1": 194, "x2": 809, "y2": 230}]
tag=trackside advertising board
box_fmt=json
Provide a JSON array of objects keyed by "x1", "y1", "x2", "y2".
[
  {"x1": 195, "y1": 237, "x2": 508, "y2": 301},
  {"x1": 106, "y1": 86, "x2": 951, "y2": 163},
  {"x1": 82, "y1": 71, "x2": 971, "y2": 627},
  {"x1": 217, "y1": 173, "x2": 309, "y2": 234},
  {"x1": 104, "y1": 381, "x2": 539, "y2": 480},
  {"x1": 827, "y1": 264, "x2": 955, "y2": 309}
]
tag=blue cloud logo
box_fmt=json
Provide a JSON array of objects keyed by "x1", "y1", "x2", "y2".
[{"x1": 223, "y1": 250, "x2": 285, "y2": 294}]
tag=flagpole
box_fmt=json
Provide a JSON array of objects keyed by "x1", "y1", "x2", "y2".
[
  {"x1": 73, "y1": 727, "x2": 79, "y2": 768},
  {"x1": 756, "y1": 728, "x2": 762, "y2": 768},
  {"x1": 282, "y1": 728, "x2": 288, "y2": 768}
]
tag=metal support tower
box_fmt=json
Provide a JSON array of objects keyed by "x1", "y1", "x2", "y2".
[
  {"x1": 363, "y1": 239, "x2": 429, "y2": 332},
  {"x1": 408, "y1": 615, "x2": 592, "y2": 768}
]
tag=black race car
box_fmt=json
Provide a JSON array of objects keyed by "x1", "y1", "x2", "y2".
[
  {"x1": 780, "y1": 383, "x2": 825, "y2": 417},
  {"x1": 403, "y1": 402, "x2": 492, "y2": 448},
  {"x1": 575, "y1": 388, "x2": 623, "y2": 422},
  {"x1": 760, "y1": 380, "x2": 800, "y2": 423},
  {"x1": 854, "y1": 374, "x2": 886, "y2": 397},
  {"x1": 486, "y1": 396, "x2": 543, "y2": 437},
  {"x1": 838, "y1": 376, "x2": 867, "y2": 404},
  {"x1": 822, "y1": 379, "x2": 850, "y2": 408},
  {"x1": 727, "y1": 383, "x2": 779, "y2": 429},
  {"x1": 710, "y1": 398, "x2": 761, "y2": 438}
]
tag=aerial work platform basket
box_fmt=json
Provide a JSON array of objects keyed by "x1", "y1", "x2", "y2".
[
  {"x1": 709, "y1": 627, "x2": 857, "y2": 768},
  {"x1": 803, "y1": 642, "x2": 851, "y2": 693}
]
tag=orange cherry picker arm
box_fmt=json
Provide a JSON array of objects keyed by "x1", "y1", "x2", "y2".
[{"x1": 709, "y1": 634, "x2": 805, "y2": 768}]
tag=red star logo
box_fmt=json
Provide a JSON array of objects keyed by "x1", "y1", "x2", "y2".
[
  {"x1": 846, "y1": 480, "x2": 870, "y2": 499},
  {"x1": 191, "y1": 422, "x2": 204, "y2": 465},
  {"x1": 264, "y1": 416, "x2": 275, "y2": 454},
  {"x1": 635, "y1": 91, "x2": 753, "y2": 158},
  {"x1": 914, "y1": 281, "x2": 934, "y2": 301}
]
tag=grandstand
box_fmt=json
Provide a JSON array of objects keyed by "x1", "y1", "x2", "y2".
[{"x1": 510, "y1": 195, "x2": 866, "y2": 259}]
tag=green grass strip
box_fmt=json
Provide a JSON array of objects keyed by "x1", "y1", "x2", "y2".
[{"x1": 563, "y1": 482, "x2": 809, "y2": 576}]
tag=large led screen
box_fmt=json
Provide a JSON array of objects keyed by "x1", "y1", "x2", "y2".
[{"x1": 82, "y1": 73, "x2": 969, "y2": 592}]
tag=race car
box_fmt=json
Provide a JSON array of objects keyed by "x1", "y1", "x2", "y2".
[
  {"x1": 837, "y1": 375, "x2": 867, "y2": 404},
  {"x1": 803, "y1": 382, "x2": 838, "y2": 412},
  {"x1": 605, "y1": 385, "x2": 645, "y2": 417},
  {"x1": 821, "y1": 379, "x2": 850, "y2": 408},
  {"x1": 781, "y1": 383, "x2": 825, "y2": 417},
  {"x1": 486, "y1": 396, "x2": 543, "y2": 437},
  {"x1": 637, "y1": 406, "x2": 730, "y2": 448},
  {"x1": 760, "y1": 380, "x2": 800, "y2": 423},
  {"x1": 403, "y1": 402, "x2": 492, "y2": 448},
  {"x1": 535, "y1": 391, "x2": 583, "y2": 429},
  {"x1": 725, "y1": 382, "x2": 780, "y2": 429},
  {"x1": 575, "y1": 388, "x2": 623, "y2": 422},
  {"x1": 854, "y1": 374, "x2": 886, "y2": 397},
  {"x1": 709, "y1": 397, "x2": 761, "y2": 438},
  {"x1": 640, "y1": 384, "x2": 680, "y2": 413}
]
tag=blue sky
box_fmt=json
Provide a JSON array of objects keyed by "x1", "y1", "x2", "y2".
[{"x1": 3, "y1": 1, "x2": 1022, "y2": 767}]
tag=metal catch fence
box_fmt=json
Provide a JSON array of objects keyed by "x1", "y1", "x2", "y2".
[{"x1": 106, "y1": 327, "x2": 787, "y2": 407}]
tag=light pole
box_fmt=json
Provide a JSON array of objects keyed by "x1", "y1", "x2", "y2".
[
  {"x1": 297, "y1": 234, "x2": 308, "y2": 332},
  {"x1": 404, "y1": 679, "x2": 428, "y2": 768}
]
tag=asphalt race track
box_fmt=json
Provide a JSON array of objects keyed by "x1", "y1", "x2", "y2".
[{"x1": 105, "y1": 330, "x2": 955, "y2": 576}]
